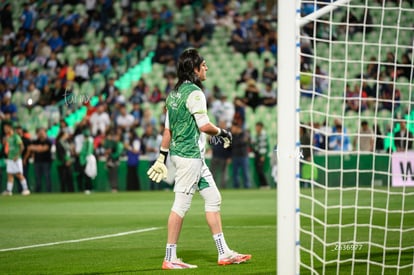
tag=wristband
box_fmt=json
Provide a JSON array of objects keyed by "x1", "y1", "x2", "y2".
[{"x1": 159, "y1": 147, "x2": 169, "y2": 164}]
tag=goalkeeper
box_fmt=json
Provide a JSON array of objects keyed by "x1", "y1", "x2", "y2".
[{"x1": 148, "y1": 48, "x2": 251, "y2": 269}]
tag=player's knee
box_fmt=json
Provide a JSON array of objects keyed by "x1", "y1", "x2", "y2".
[
  {"x1": 203, "y1": 189, "x2": 222, "y2": 212},
  {"x1": 171, "y1": 193, "x2": 193, "y2": 218}
]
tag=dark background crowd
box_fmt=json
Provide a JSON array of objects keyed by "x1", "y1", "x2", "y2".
[{"x1": 0, "y1": 0, "x2": 276, "y2": 193}]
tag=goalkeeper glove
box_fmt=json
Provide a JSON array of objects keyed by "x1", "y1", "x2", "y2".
[
  {"x1": 217, "y1": 128, "x2": 232, "y2": 148},
  {"x1": 147, "y1": 148, "x2": 168, "y2": 183}
]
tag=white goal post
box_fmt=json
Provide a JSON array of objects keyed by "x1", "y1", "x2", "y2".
[{"x1": 278, "y1": 0, "x2": 414, "y2": 274}]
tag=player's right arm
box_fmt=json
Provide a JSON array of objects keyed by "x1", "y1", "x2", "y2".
[
  {"x1": 147, "y1": 112, "x2": 170, "y2": 183},
  {"x1": 188, "y1": 90, "x2": 232, "y2": 147}
]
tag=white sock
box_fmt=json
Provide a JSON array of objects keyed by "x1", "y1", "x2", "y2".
[
  {"x1": 6, "y1": 182, "x2": 13, "y2": 192},
  {"x1": 20, "y1": 179, "x2": 28, "y2": 191},
  {"x1": 213, "y1": 233, "x2": 232, "y2": 259},
  {"x1": 165, "y1": 243, "x2": 177, "y2": 262}
]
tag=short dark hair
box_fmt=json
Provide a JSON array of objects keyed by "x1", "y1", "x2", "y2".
[
  {"x1": 256, "y1": 122, "x2": 264, "y2": 127},
  {"x1": 361, "y1": 120, "x2": 368, "y2": 126}
]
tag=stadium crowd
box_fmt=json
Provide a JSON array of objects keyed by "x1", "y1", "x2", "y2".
[
  {"x1": 298, "y1": 0, "x2": 414, "y2": 154},
  {"x1": 0, "y1": 0, "x2": 277, "y2": 193}
]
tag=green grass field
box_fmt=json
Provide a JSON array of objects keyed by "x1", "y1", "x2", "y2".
[
  {"x1": 0, "y1": 190, "x2": 276, "y2": 275},
  {"x1": 1, "y1": 188, "x2": 413, "y2": 275}
]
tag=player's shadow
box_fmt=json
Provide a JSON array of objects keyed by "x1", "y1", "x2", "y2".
[{"x1": 77, "y1": 250, "x2": 216, "y2": 275}]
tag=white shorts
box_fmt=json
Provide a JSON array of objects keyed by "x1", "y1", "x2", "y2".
[
  {"x1": 170, "y1": 156, "x2": 216, "y2": 194},
  {"x1": 6, "y1": 158, "x2": 23, "y2": 174}
]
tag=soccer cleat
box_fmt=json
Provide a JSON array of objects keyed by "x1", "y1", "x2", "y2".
[
  {"x1": 21, "y1": 190, "x2": 31, "y2": 196},
  {"x1": 2, "y1": 190, "x2": 12, "y2": 196},
  {"x1": 218, "y1": 251, "x2": 252, "y2": 265},
  {"x1": 162, "y1": 259, "x2": 198, "y2": 269}
]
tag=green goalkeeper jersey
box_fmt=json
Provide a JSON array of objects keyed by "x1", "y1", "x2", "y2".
[
  {"x1": 166, "y1": 82, "x2": 207, "y2": 159},
  {"x1": 6, "y1": 133, "x2": 22, "y2": 160}
]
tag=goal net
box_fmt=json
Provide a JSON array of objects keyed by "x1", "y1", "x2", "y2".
[{"x1": 293, "y1": 0, "x2": 414, "y2": 274}]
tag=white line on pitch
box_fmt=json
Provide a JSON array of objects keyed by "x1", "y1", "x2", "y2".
[{"x1": 0, "y1": 227, "x2": 161, "y2": 252}]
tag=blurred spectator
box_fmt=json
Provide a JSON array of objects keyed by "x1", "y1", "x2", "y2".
[
  {"x1": 214, "y1": 0, "x2": 229, "y2": 18},
  {"x1": 141, "y1": 108, "x2": 157, "y2": 130},
  {"x1": 200, "y1": 2, "x2": 217, "y2": 39},
  {"x1": 265, "y1": 29, "x2": 277, "y2": 54},
  {"x1": 313, "y1": 122, "x2": 328, "y2": 151},
  {"x1": 164, "y1": 75, "x2": 176, "y2": 96},
  {"x1": 32, "y1": 69, "x2": 49, "y2": 91},
  {"x1": 51, "y1": 78, "x2": 66, "y2": 103},
  {"x1": 248, "y1": 23, "x2": 266, "y2": 54},
  {"x1": 154, "y1": 38, "x2": 175, "y2": 64},
  {"x1": 300, "y1": 125, "x2": 313, "y2": 188},
  {"x1": 130, "y1": 78, "x2": 149, "y2": 104},
  {"x1": 160, "y1": 4, "x2": 173, "y2": 34},
  {"x1": 35, "y1": 40, "x2": 52, "y2": 65},
  {"x1": 365, "y1": 56, "x2": 379, "y2": 79},
  {"x1": 244, "y1": 79, "x2": 261, "y2": 111},
  {"x1": 86, "y1": 0, "x2": 97, "y2": 19},
  {"x1": 1, "y1": 122, "x2": 30, "y2": 196},
  {"x1": 44, "y1": 52, "x2": 62, "y2": 78},
  {"x1": 116, "y1": 104, "x2": 135, "y2": 131},
  {"x1": 1, "y1": 91, "x2": 17, "y2": 121},
  {"x1": 75, "y1": 127, "x2": 94, "y2": 194},
  {"x1": 74, "y1": 58, "x2": 90, "y2": 84},
  {"x1": 210, "y1": 120, "x2": 231, "y2": 189},
  {"x1": 229, "y1": 19, "x2": 249, "y2": 54},
  {"x1": 94, "y1": 50, "x2": 112, "y2": 76},
  {"x1": 233, "y1": 97, "x2": 246, "y2": 128},
  {"x1": 329, "y1": 124, "x2": 350, "y2": 151},
  {"x1": 27, "y1": 128, "x2": 52, "y2": 192},
  {"x1": 1, "y1": 4, "x2": 13, "y2": 31},
  {"x1": 353, "y1": 121, "x2": 374, "y2": 152},
  {"x1": 300, "y1": 126, "x2": 311, "y2": 162},
  {"x1": 346, "y1": 83, "x2": 368, "y2": 112},
  {"x1": 141, "y1": 124, "x2": 162, "y2": 190},
  {"x1": 163, "y1": 59, "x2": 177, "y2": 78},
  {"x1": 21, "y1": 3, "x2": 35, "y2": 34},
  {"x1": 373, "y1": 123, "x2": 384, "y2": 152},
  {"x1": 314, "y1": 65, "x2": 328, "y2": 94},
  {"x1": 339, "y1": 10, "x2": 359, "y2": 36},
  {"x1": 211, "y1": 93, "x2": 235, "y2": 128},
  {"x1": 396, "y1": 53, "x2": 412, "y2": 80},
  {"x1": 394, "y1": 120, "x2": 413, "y2": 152},
  {"x1": 383, "y1": 51, "x2": 396, "y2": 78},
  {"x1": 124, "y1": 129, "x2": 141, "y2": 191},
  {"x1": 261, "y1": 83, "x2": 277, "y2": 106},
  {"x1": 173, "y1": 24, "x2": 190, "y2": 60},
  {"x1": 262, "y1": 58, "x2": 277, "y2": 85},
  {"x1": 230, "y1": 122, "x2": 251, "y2": 189},
  {"x1": 38, "y1": 84, "x2": 54, "y2": 107},
  {"x1": 130, "y1": 102, "x2": 143, "y2": 128},
  {"x1": 380, "y1": 83, "x2": 401, "y2": 111},
  {"x1": 189, "y1": 19, "x2": 207, "y2": 48},
  {"x1": 15, "y1": 126, "x2": 31, "y2": 191},
  {"x1": 149, "y1": 84, "x2": 163, "y2": 103},
  {"x1": 89, "y1": 103, "x2": 110, "y2": 136},
  {"x1": 48, "y1": 30, "x2": 65, "y2": 52},
  {"x1": 26, "y1": 83, "x2": 41, "y2": 107},
  {"x1": 236, "y1": 60, "x2": 259, "y2": 87},
  {"x1": 252, "y1": 122, "x2": 269, "y2": 189},
  {"x1": 102, "y1": 77, "x2": 117, "y2": 104},
  {"x1": 98, "y1": 40, "x2": 111, "y2": 58},
  {"x1": 67, "y1": 21, "x2": 84, "y2": 46},
  {"x1": 1, "y1": 60, "x2": 20, "y2": 91},
  {"x1": 55, "y1": 130, "x2": 74, "y2": 192},
  {"x1": 104, "y1": 130, "x2": 124, "y2": 192}
]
